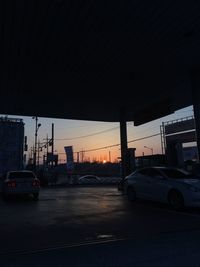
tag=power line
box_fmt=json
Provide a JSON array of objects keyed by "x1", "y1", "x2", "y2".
[
  {"x1": 54, "y1": 122, "x2": 160, "y2": 141},
  {"x1": 82, "y1": 143, "x2": 120, "y2": 153},
  {"x1": 56, "y1": 132, "x2": 161, "y2": 155},
  {"x1": 54, "y1": 122, "x2": 135, "y2": 141},
  {"x1": 127, "y1": 133, "x2": 161, "y2": 144},
  {"x1": 77, "y1": 133, "x2": 161, "y2": 153},
  {"x1": 55, "y1": 119, "x2": 175, "y2": 142},
  {"x1": 63, "y1": 122, "x2": 114, "y2": 129},
  {"x1": 55, "y1": 126, "x2": 120, "y2": 140}
]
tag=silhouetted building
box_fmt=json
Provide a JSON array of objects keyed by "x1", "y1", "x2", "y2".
[
  {"x1": 135, "y1": 154, "x2": 166, "y2": 169},
  {"x1": 161, "y1": 116, "x2": 197, "y2": 167},
  {"x1": 0, "y1": 117, "x2": 24, "y2": 175}
]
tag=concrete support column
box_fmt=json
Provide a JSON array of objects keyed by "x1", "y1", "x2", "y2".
[
  {"x1": 175, "y1": 142, "x2": 184, "y2": 168},
  {"x1": 193, "y1": 100, "x2": 200, "y2": 163},
  {"x1": 191, "y1": 72, "x2": 200, "y2": 163},
  {"x1": 120, "y1": 108, "x2": 128, "y2": 179}
]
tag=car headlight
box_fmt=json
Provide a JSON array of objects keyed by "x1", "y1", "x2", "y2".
[{"x1": 185, "y1": 185, "x2": 200, "y2": 192}]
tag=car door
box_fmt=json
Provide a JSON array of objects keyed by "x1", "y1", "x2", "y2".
[
  {"x1": 146, "y1": 168, "x2": 169, "y2": 201},
  {"x1": 131, "y1": 168, "x2": 152, "y2": 199}
]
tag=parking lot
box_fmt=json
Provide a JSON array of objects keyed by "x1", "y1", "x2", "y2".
[{"x1": 1, "y1": 185, "x2": 200, "y2": 266}]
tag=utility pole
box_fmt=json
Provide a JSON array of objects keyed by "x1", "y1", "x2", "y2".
[
  {"x1": 34, "y1": 117, "x2": 38, "y2": 171},
  {"x1": 33, "y1": 116, "x2": 41, "y2": 172},
  {"x1": 81, "y1": 150, "x2": 85, "y2": 162},
  {"x1": 77, "y1": 152, "x2": 80, "y2": 163},
  {"x1": 51, "y1": 123, "x2": 54, "y2": 166},
  {"x1": 109, "y1": 150, "x2": 111, "y2": 162},
  {"x1": 120, "y1": 108, "x2": 128, "y2": 179},
  {"x1": 43, "y1": 134, "x2": 53, "y2": 167},
  {"x1": 29, "y1": 146, "x2": 34, "y2": 165},
  {"x1": 46, "y1": 134, "x2": 49, "y2": 166},
  {"x1": 43, "y1": 154, "x2": 45, "y2": 166},
  {"x1": 30, "y1": 146, "x2": 33, "y2": 161},
  {"x1": 37, "y1": 140, "x2": 40, "y2": 167}
]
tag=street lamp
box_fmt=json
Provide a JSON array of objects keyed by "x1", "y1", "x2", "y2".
[
  {"x1": 32, "y1": 116, "x2": 41, "y2": 172},
  {"x1": 144, "y1": 146, "x2": 153, "y2": 155}
]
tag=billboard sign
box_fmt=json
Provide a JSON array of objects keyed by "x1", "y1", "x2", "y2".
[
  {"x1": 165, "y1": 119, "x2": 195, "y2": 135},
  {"x1": 165, "y1": 130, "x2": 196, "y2": 144},
  {"x1": 64, "y1": 146, "x2": 74, "y2": 171}
]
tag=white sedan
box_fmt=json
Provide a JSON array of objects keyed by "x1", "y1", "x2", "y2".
[
  {"x1": 123, "y1": 166, "x2": 200, "y2": 210},
  {"x1": 0, "y1": 170, "x2": 40, "y2": 199},
  {"x1": 78, "y1": 175, "x2": 101, "y2": 184}
]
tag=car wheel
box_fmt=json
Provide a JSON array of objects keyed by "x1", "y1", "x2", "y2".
[
  {"x1": 33, "y1": 193, "x2": 39, "y2": 200},
  {"x1": 127, "y1": 186, "x2": 136, "y2": 202},
  {"x1": 168, "y1": 190, "x2": 184, "y2": 210}
]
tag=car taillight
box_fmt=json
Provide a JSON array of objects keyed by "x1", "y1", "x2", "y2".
[
  {"x1": 6, "y1": 181, "x2": 16, "y2": 188},
  {"x1": 32, "y1": 180, "x2": 40, "y2": 187}
]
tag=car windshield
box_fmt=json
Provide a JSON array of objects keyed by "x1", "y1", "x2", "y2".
[
  {"x1": 8, "y1": 172, "x2": 35, "y2": 179},
  {"x1": 160, "y1": 169, "x2": 195, "y2": 179}
]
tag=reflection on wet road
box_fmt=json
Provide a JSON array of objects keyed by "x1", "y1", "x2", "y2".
[{"x1": 1, "y1": 185, "x2": 200, "y2": 254}]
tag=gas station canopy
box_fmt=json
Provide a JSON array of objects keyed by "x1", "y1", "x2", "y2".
[{"x1": 0, "y1": 1, "x2": 200, "y2": 123}]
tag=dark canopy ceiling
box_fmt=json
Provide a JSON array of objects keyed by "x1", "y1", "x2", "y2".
[{"x1": 0, "y1": 1, "x2": 199, "y2": 124}]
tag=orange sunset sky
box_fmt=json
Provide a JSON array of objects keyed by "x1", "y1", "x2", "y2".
[{"x1": 1, "y1": 106, "x2": 194, "y2": 164}]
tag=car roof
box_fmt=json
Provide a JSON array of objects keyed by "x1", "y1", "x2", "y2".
[
  {"x1": 135, "y1": 166, "x2": 182, "y2": 173},
  {"x1": 79, "y1": 175, "x2": 100, "y2": 179},
  {"x1": 138, "y1": 166, "x2": 177, "y2": 170}
]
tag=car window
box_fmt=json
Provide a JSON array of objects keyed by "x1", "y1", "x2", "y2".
[
  {"x1": 8, "y1": 172, "x2": 36, "y2": 179},
  {"x1": 160, "y1": 169, "x2": 193, "y2": 179},
  {"x1": 137, "y1": 169, "x2": 149, "y2": 176},
  {"x1": 147, "y1": 168, "x2": 163, "y2": 178}
]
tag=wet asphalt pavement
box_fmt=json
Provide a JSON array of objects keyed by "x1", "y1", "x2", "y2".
[{"x1": 1, "y1": 185, "x2": 200, "y2": 266}]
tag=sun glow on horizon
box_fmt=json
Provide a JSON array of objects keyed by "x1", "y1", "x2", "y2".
[{"x1": 0, "y1": 106, "x2": 193, "y2": 165}]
